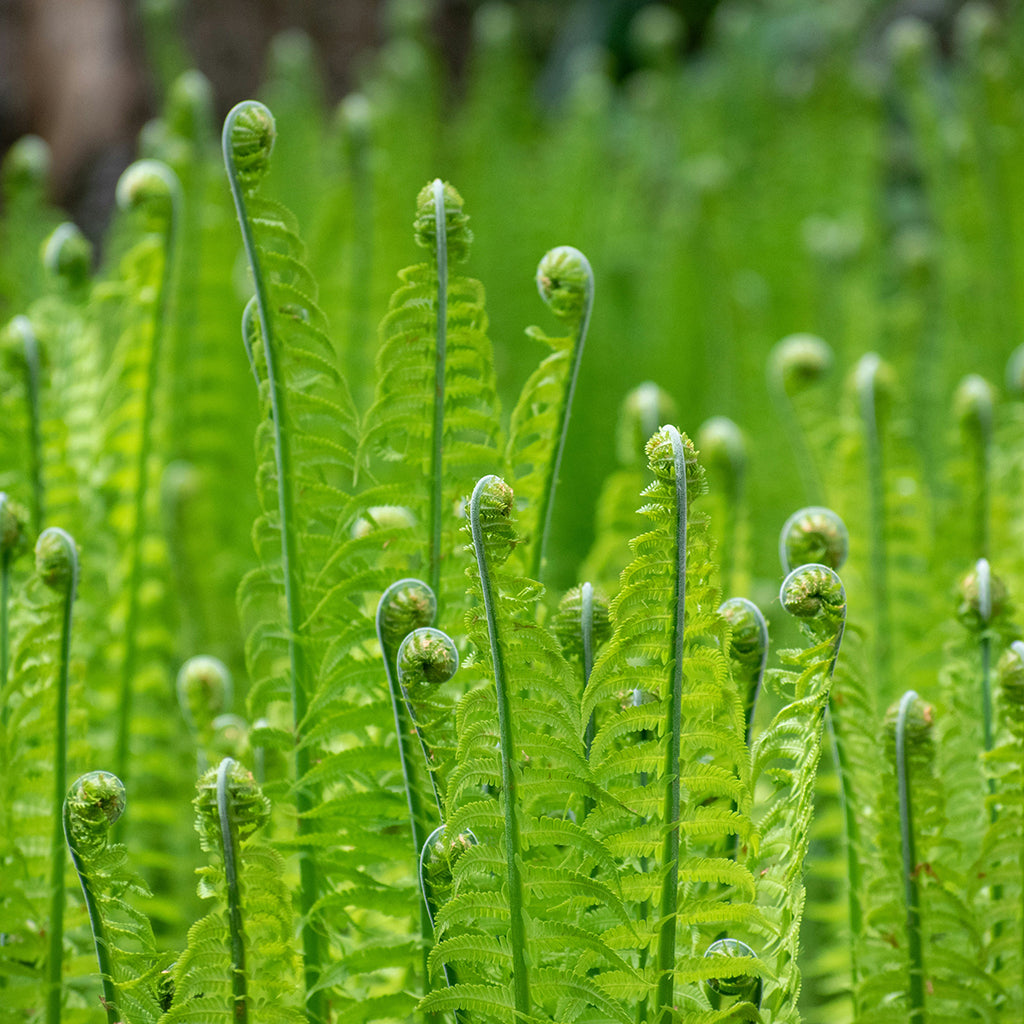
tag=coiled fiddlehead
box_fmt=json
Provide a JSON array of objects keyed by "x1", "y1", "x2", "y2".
[
  {"x1": 719, "y1": 596, "x2": 768, "y2": 747},
  {"x1": 767, "y1": 332, "x2": 834, "y2": 504},
  {"x1": 177, "y1": 655, "x2": 233, "y2": 771},
  {"x1": 955, "y1": 373, "x2": 996, "y2": 564},
  {"x1": 779, "y1": 505, "x2": 849, "y2": 575},
  {"x1": 699, "y1": 415, "x2": 748, "y2": 597},
  {"x1": 37, "y1": 527, "x2": 78, "y2": 1024},
  {"x1": 63, "y1": 772, "x2": 132, "y2": 1024},
  {"x1": 508, "y1": 245, "x2": 595, "y2": 584},
  {"x1": 1, "y1": 317, "x2": 43, "y2": 533}
]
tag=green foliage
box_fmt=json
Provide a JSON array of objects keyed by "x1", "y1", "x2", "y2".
[{"x1": 4, "y1": 5, "x2": 1024, "y2": 1023}]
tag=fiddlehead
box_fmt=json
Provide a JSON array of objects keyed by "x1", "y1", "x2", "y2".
[
  {"x1": 177, "y1": 655, "x2": 233, "y2": 772},
  {"x1": 698, "y1": 415, "x2": 749, "y2": 597},
  {"x1": 778, "y1": 505, "x2": 849, "y2": 575},
  {"x1": 507, "y1": 245, "x2": 595, "y2": 584},
  {"x1": 64, "y1": 771, "x2": 162, "y2": 1024},
  {"x1": 767, "y1": 332, "x2": 834, "y2": 504},
  {"x1": 1, "y1": 317, "x2": 44, "y2": 533},
  {"x1": 954, "y1": 373, "x2": 996, "y2": 561},
  {"x1": 719, "y1": 596, "x2": 768, "y2": 747}
]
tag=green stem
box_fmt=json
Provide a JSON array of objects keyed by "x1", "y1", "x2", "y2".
[
  {"x1": 826, "y1": 704, "x2": 863, "y2": 1005},
  {"x1": 10, "y1": 316, "x2": 44, "y2": 534},
  {"x1": 44, "y1": 528, "x2": 78, "y2": 1024},
  {"x1": 217, "y1": 758, "x2": 248, "y2": 1024},
  {"x1": 895, "y1": 689, "x2": 925, "y2": 1024},
  {"x1": 223, "y1": 102, "x2": 323, "y2": 1024},
  {"x1": 530, "y1": 255, "x2": 594, "y2": 585},
  {"x1": 581, "y1": 581, "x2": 596, "y2": 759},
  {"x1": 1, "y1": 551, "x2": 9, "y2": 730},
  {"x1": 64, "y1": 805, "x2": 119, "y2": 1024},
  {"x1": 429, "y1": 179, "x2": 447, "y2": 604},
  {"x1": 857, "y1": 353, "x2": 892, "y2": 694},
  {"x1": 114, "y1": 176, "x2": 179, "y2": 792},
  {"x1": 469, "y1": 475, "x2": 530, "y2": 1019},
  {"x1": 654, "y1": 425, "x2": 688, "y2": 1024}
]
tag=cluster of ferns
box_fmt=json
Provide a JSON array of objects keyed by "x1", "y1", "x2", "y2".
[{"x1": 0, "y1": 27, "x2": 1023, "y2": 1024}]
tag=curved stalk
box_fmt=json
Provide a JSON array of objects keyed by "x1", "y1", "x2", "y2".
[
  {"x1": 223, "y1": 101, "x2": 323, "y2": 1023},
  {"x1": 64, "y1": 772, "x2": 127, "y2": 1024},
  {"x1": 39, "y1": 527, "x2": 79, "y2": 1024},
  {"x1": 530, "y1": 248, "x2": 594, "y2": 584},
  {"x1": 469, "y1": 475, "x2": 530, "y2": 1018},
  {"x1": 217, "y1": 758, "x2": 248, "y2": 1024},
  {"x1": 654, "y1": 425, "x2": 689, "y2": 1024},
  {"x1": 0, "y1": 493, "x2": 28, "y2": 730}
]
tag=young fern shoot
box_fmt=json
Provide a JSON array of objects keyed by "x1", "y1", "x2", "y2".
[
  {"x1": 507, "y1": 245, "x2": 594, "y2": 584},
  {"x1": 0, "y1": 494, "x2": 29, "y2": 729}
]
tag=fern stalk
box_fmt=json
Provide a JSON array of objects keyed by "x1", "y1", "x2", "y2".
[
  {"x1": 217, "y1": 757, "x2": 249, "y2": 1024},
  {"x1": 223, "y1": 101, "x2": 323, "y2": 1024},
  {"x1": 112, "y1": 161, "x2": 180, "y2": 790},
  {"x1": 0, "y1": 493, "x2": 26, "y2": 730},
  {"x1": 429, "y1": 179, "x2": 447, "y2": 601},
  {"x1": 63, "y1": 772, "x2": 127, "y2": 1024},
  {"x1": 39, "y1": 528, "x2": 78, "y2": 1024},
  {"x1": 529, "y1": 247, "x2": 594, "y2": 583},
  {"x1": 895, "y1": 689, "x2": 926, "y2": 1023},
  {"x1": 468, "y1": 475, "x2": 530, "y2": 1019},
  {"x1": 9, "y1": 316, "x2": 44, "y2": 533},
  {"x1": 653, "y1": 424, "x2": 688, "y2": 1024}
]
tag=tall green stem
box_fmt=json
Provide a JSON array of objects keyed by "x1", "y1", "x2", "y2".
[
  {"x1": 530, "y1": 248, "x2": 594, "y2": 584},
  {"x1": 469, "y1": 475, "x2": 530, "y2": 1018},
  {"x1": 895, "y1": 689, "x2": 925, "y2": 1023},
  {"x1": 64, "y1": 771, "x2": 127, "y2": 1024},
  {"x1": 654, "y1": 425, "x2": 688, "y2": 1024},
  {"x1": 855, "y1": 353, "x2": 891, "y2": 690},
  {"x1": 10, "y1": 317, "x2": 44, "y2": 534},
  {"x1": 40, "y1": 528, "x2": 78, "y2": 1024},
  {"x1": 217, "y1": 758, "x2": 248, "y2": 1024},
  {"x1": 429, "y1": 179, "x2": 447, "y2": 603},
  {"x1": 113, "y1": 162, "x2": 180, "y2": 791},
  {"x1": 223, "y1": 101, "x2": 323, "y2": 1023}
]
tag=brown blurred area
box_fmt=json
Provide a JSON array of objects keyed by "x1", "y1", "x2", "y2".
[{"x1": 0, "y1": 0, "x2": 404, "y2": 241}]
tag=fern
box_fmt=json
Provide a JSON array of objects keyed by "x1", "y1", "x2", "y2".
[
  {"x1": 749, "y1": 563, "x2": 846, "y2": 1021},
  {"x1": 583, "y1": 426, "x2": 762, "y2": 1023},
  {"x1": 360, "y1": 178, "x2": 502, "y2": 615},
  {"x1": 506, "y1": 245, "x2": 594, "y2": 584},
  {"x1": 161, "y1": 759, "x2": 302, "y2": 1024},
  {"x1": 64, "y1": 771, "x2": 165, "y2": 1024}
]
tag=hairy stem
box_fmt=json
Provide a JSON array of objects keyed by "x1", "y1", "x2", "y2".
[
  {"x1": 654, "y1": 425, "x2": 688, "y2": 1024},
  {"x1": 895, "y1": 690, "x2": 925, "y2": 1023},
  {"x1": 217, "y1": 758, "x2": 248, "y2": 1024},
  {"x1": 469, "y1": 475, "x2": 530, "y2": 1018},
  {"x1": 223, "y1": 101, "x2": 323, "y2": 1023}
]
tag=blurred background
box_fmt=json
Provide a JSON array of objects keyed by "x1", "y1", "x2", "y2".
[{"x1": 2, "y1": 0, "x2": 1023, "y2": 595}]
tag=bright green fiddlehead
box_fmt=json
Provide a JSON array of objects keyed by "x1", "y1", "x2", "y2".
[
  {"x1": 2, "y1": 317, "x2": 43, "y2": 534},
  {"x1": 64, "y1": 771, "x2": 162, "y2": 1024},
  {"x1": 38, "y1": 527, "x2": 78, "y2": 1024},
  {"x1": 778, "y1": 505, "x2": 849, "y2": 575},
  {"x1": 699, "y1": 415, "x2": 748, "y2": 597},
  {"x1": 508, "y1": 245, "x2": 595, "y2": 584}
]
